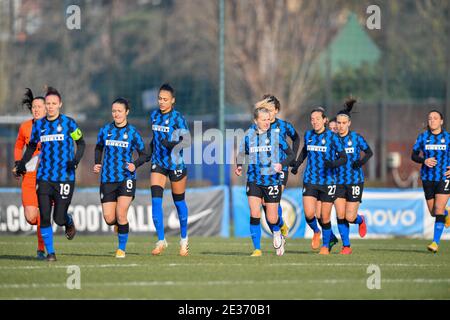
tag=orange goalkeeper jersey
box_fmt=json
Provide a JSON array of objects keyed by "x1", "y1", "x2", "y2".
[{"x1": 14, "y1": 119, "x2": 41, "y2": 173}]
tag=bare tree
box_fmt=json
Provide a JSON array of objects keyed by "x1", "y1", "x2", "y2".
[
  {"x1": 172, "y1": 0, "x2": 344, "y2": 117},
  {"x1": 2, "y1": 0, "x2": 132, "y2": 114}
]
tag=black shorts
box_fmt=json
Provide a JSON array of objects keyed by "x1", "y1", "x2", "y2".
[
  {"x1": 302, "y1": 183, "x2": 336, "y2": 203},
  {"x1": 246, "y1": 182, "x2": 282, "y2": 203},
  {"x1": 335, "y1": 183, "x2": 364, "y2": 202},
  {"x1": 151, "y1": 163, "x2": 187, "y2": 182},
  {"x1": 422, "y1": 180, "x2": 450, "y2": 200},
  {"x1": 100, "y1": 179, "x2": 136, "y2": 203},
  {"x1": 37, "y1": 180, "x2": 75, "y2": 224},
  {"x1": 280, "y1": 169, "x2": 289, "y2": 187}
]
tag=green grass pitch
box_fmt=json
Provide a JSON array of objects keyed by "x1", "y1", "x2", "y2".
[{"x1": 0, "y1": 236, "x2": 448, "y2": 299}]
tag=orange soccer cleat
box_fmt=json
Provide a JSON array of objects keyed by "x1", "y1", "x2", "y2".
[
  {"x1": 359, "y1": 215, "x2": 367, "y2": 238},
  {"x1": 339, "y1": 246, "x2": 353, "y2": 255},
  {"x1": 311, "y1": 231, "x2": 321, "y2": 250}
]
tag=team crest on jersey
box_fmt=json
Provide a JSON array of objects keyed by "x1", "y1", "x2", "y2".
[
  {"x1": 152, "y1": 164, "x2": 156, "y2": 170},
  {"x1": 441, "y1": 138, "x2": 445, "y2": 143},
  {"x1": 321, "y1": 139, "x2": 326, "y2": 145},
  {"x1": 57, "y1": 124, "x2": 63, "y2": 132},
  {"x1": 348, "y1": 140, "x2": 352, "y2": 146},
  {"x1": 274, "y1": 128, "x2": 280, "y2": 132},
  {"x1": 265, "y1": 139, "x2": 270, "y2": 145},
  {"x1": 123, "y1": 133, "x2": 128, "y2": 140},
  {"x1": 165, "y1": 120, "x2": 169, "y2": 125}
]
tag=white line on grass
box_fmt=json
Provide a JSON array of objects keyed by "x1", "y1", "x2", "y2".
[
  {"x1": 0, "y1": 262, "x2": 446, "y2": 271},
  {"x1": 0, "y1": 264, "x2": 141, "y2": 270},
  {"x1": 1, "y1": 278, "x2": 449, "y2": 289}
]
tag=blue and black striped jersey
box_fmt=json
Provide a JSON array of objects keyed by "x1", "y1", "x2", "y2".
[
  {"x1": 149, "y1": 108, "x2": 188, "y2": 170},
  {"x1": 96, "y1": 122, "x2": 145, "y2": 183},
  {"x1": 30, "y1": 114, "x2": 82, "y2": 182},
  {"x1": 336, "y1": 131, "x2": 369, "y2": 185},
  {"x1": 251, "y1": 118, "x2": 298, "y2": 171},
  {"x1": 239, "y1": 126, "x2": 289, "y2": 186},
  {"x1": 303, "y1": 129, "x2": 343, "y2": 185},
  {"x1": 413, "y1": 130, "x2": 450, "y2": 182}
]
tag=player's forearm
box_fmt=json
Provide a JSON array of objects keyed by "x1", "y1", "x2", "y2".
[
  {"x1": 360, "y1": 146, "x2": 373, "y2": 165},
  {"x1": 411, "y1": 150, "x2": 424, "y2": 164},
  {"x1": 236, "y1": 150, "x2": 246, "y2": 167},
  {"x1": 20, "y1": 142, "x2": 38, "y2": 164},
  {"x1": 329, "y1": 150, "x2": 347, "y2": 168},
  {"x1": 14, "y1": 146, "x2": 24, "y2": 161},
  {"x1": 14, "y1": 135, "x2": 26, "y2": 161},
  {"x1": 73, "y1": 137, "x2": 86, "y2": 164},
  {"x1": 94, "y1": 144, "x2": 104, "y2": 165},
  {"x1": 291, "y1": 131, "x2": 300, "y2": 160},
  {"x1": 294, "y1": 145, "x2": 307, "y2": 166},
  {"x1": 280, "y1": 146, "x2": 295, "y2": 167},
  {"x1": 146, "y1": 137, "x2": 154, "y2": 162},
  {"x1": 133, "y1": 149, "x2": 149, "y2": 168},
  {"x1": 168, "y1": 132, "x2": 191, "y2": 150}
]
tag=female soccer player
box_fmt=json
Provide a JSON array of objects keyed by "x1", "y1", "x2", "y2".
[
  {"x1": 314, "y1": 116, "x2": 337, "y2": 224},
  {"x1": 412, "y1": 110, "x2": 450, "y2": 253},
  {"x1": 314, "y1": 116, "x2": 338, "y2": 221},
  {"x1": 255, "y1": 94, "x2": 300, "y2": 236},
  {"x1": 148, "y1": 83, "x2": 191, "y2": 256},
  {"x1": 334, "y1": 99, "x2": 372, "y2": 254},
  {"x1": 93, "y1": 98, "x2": 148, "y2": 258},
  {"x1": 328, "y1": 117, "x2": 338, "y2": 133},
  {"x1": 291, "y1": 107, "x2": 347, "y2": 254},
  {"x1": 235, "y1": 106, "x2": 295, "y2": 256},
  {"x1": 13, "y1": 88, "x2": 46, "y2": 259},
  {"x1": 14, "y1": 87, "x2": 85, "y2": 261}
]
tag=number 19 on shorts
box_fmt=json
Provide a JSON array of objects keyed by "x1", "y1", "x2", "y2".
[{"x1": 59, "y1": 183, "x2": 71, "y2": 196}]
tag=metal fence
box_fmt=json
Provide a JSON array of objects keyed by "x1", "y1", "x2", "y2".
[{"x1": 0, "y1": 0, "x2": 449, "y2": 188}]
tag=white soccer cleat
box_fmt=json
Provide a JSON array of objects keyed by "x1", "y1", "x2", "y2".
[
  {"x1": 273, "y1": 231, "x2": 282, "y2": 249},
  {"x1": 151, "y1": 239, "x2": 168, "y2": 256},
  {"x1": 276, "y1": 235, "x2": 286, "y2": 256},
  {"x1": 179, "y1": 238, "x2": 189, "y2": 256}
]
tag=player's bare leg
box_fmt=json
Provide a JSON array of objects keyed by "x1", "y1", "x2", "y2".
[{"x1": 303, "y1": 196, "x2": 321, "y2": 250}]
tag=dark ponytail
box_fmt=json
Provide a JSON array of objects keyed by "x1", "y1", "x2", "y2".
[
  {"x1": 22, "y1": 88, "x2": 44, "y2": 113},
  {"x1": 337, "y1": 98, "x2": 357, "y2": 118}
]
